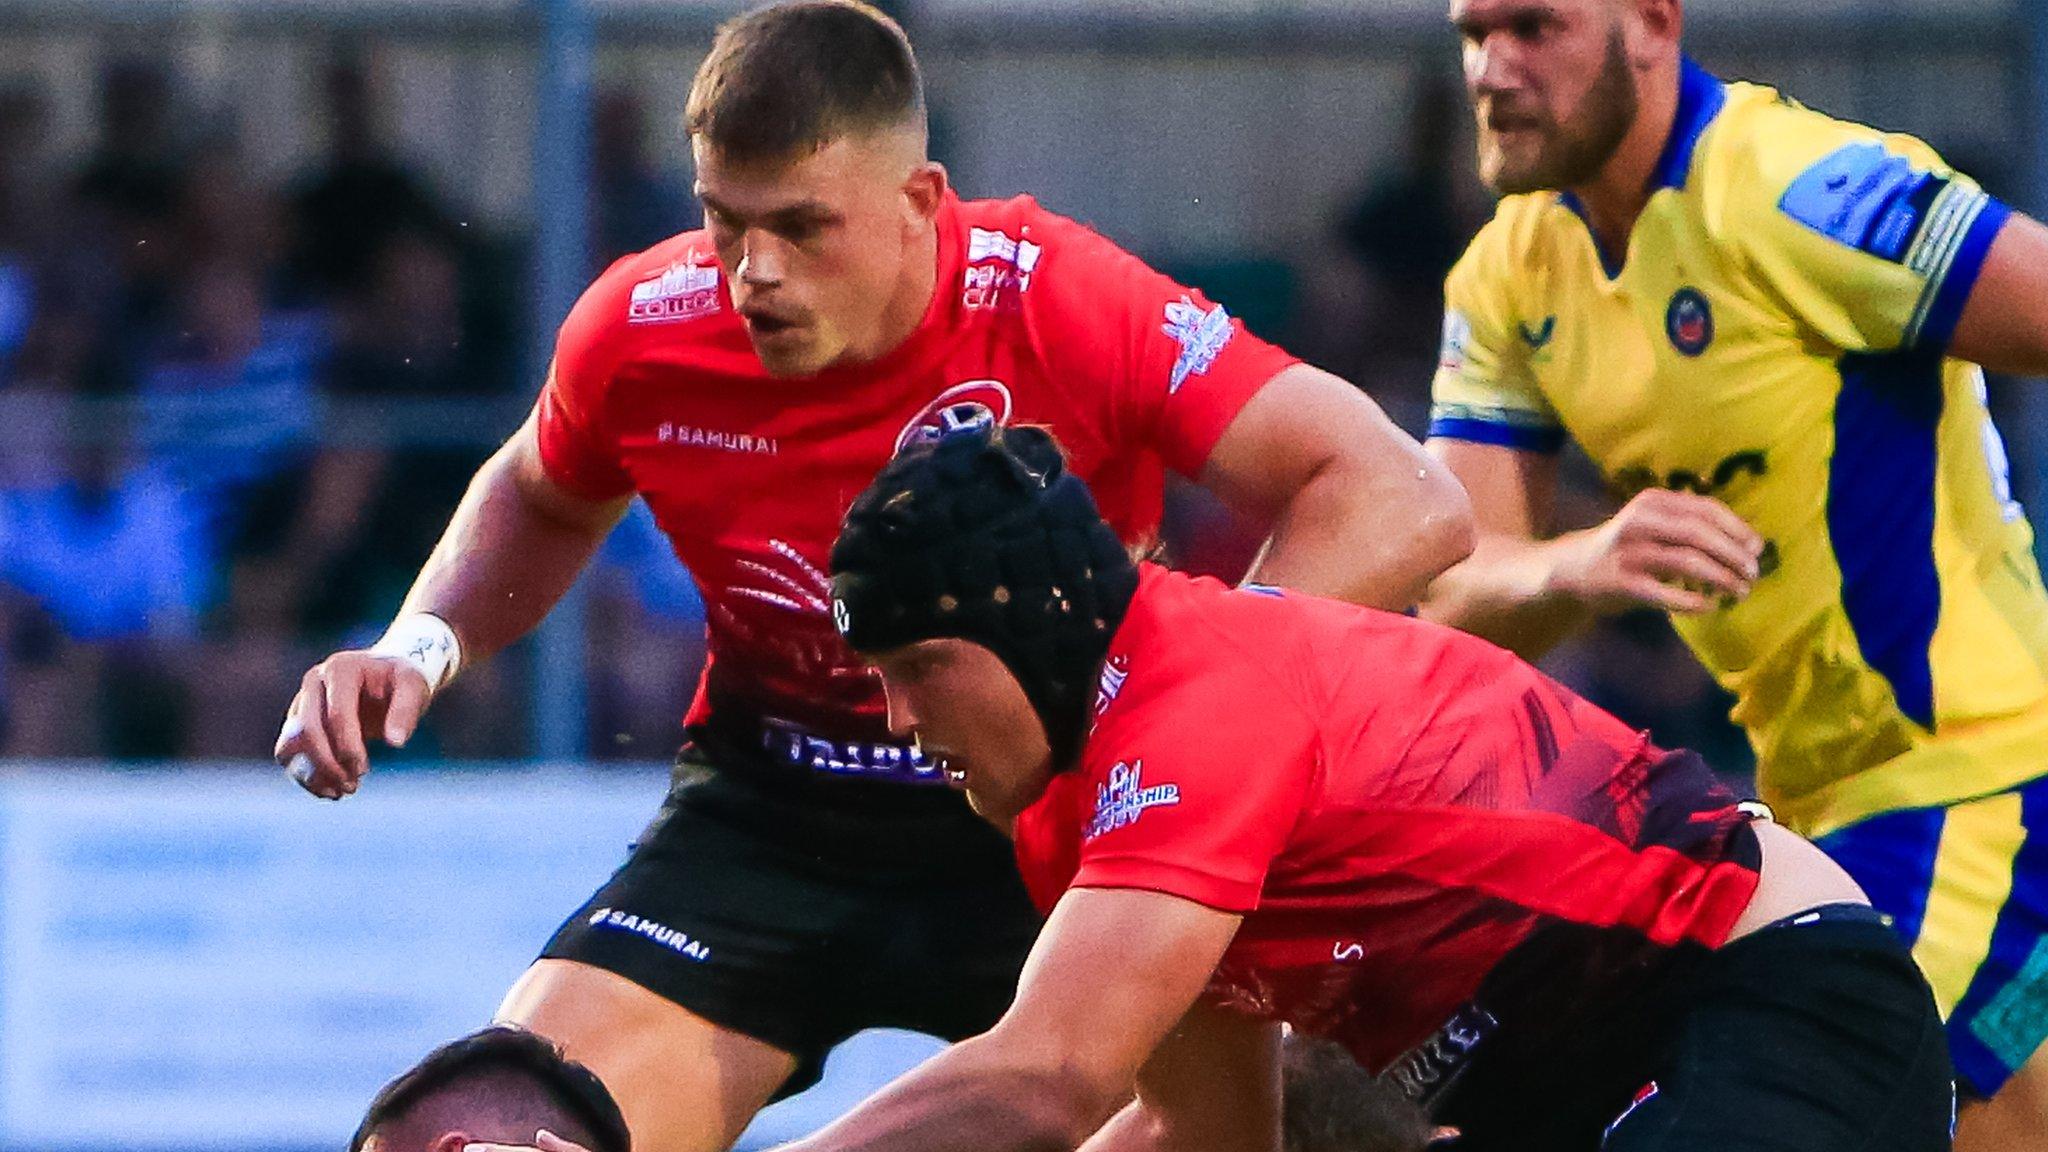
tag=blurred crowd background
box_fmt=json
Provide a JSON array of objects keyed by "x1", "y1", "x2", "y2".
[{"x1": 0, "y1": 0, "x2": 2037, "y2": 784}]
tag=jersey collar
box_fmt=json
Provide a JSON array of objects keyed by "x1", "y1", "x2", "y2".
[
  {"x1": 1651, "y1": 57, "x2": 1728, "y2": 192},
  {"x1": 1557, "y1": 57, "x2": 1727, "y2": 278}
]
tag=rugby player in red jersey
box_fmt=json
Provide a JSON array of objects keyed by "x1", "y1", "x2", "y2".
[
  {"x1": 807, "y1": 422, "x2": 1955, "y2": 1152},
  {"x1": 271, "y1": 3, "x2": 1473, "y2": 1150}
]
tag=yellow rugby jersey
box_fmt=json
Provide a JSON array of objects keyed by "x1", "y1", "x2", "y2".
[{"x1": 1430, "y1": 59, "x2": 2047, "y2": 836}]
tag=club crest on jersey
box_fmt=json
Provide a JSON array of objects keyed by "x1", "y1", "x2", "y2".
[
  {"x1": 1163, "y1": 296, "x2": 1234, "y2": 393},
  {"x1": 1664, "y1": 287, "x2": 1713, "y2": 357},
  {"x1": 628, "y1": 259, "x2": 722, "y2": 325},
  {"x1": 894, "y1": 379, "x2": 1015, "y2": 454},
  {"x1": 1086, "y1": 759, "x2": 1180, "y2": 841},
  {"x1": 963, "y1": 227, "x2": 1043, "y2": 311}
]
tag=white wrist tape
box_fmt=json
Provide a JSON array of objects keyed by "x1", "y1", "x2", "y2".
[{"x1": 369, "y1": 612, "x2": 463, "y2": 695}]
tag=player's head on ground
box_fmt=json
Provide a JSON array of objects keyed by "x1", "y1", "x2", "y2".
[
  {"x1": 350, "y1": 1025, "x2": 630, "y2": 1152},
  {"x1": 686, "y1": 0, "x2": 944, "y2": 378},
  {"x1": 1281, "y1": 1034, "x2": 1439, "y2": 1152},
  {"x1": 1450, "y1": 0, "x2": 1682, "y2": 193},
  {"x1": 830, "y1": 422, "x2": 1138, "y2": 822}
]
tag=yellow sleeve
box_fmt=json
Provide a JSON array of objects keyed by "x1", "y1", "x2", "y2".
[
  {"x1": 1725, "y1": 109, "x2": 2012, "y2": 356},
  {"x1": 1428, "y1": 217, "x2": 1566, "y2": 453}
]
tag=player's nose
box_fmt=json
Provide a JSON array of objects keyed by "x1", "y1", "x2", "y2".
[
  {"x1": 1466, "y1": 37, "x2": 1518, "y2": 97},
  {"x1": 735, "y1": 232, "x2": 785, "y2": 287}
]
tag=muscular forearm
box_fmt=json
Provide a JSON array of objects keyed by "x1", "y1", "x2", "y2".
[
  {"x1": 1418, "y1": 532, "x2": 1594, "y2": 660},
  {"x1": 782, "y1": 1033, "x2": 1118, "y2": 1152},
  {"x1": 1245, "y1": 458, "x2": 1475, "y2": 611},
  {"x1": 398, "y1": 436, "x2": 625, "y2": 667}
]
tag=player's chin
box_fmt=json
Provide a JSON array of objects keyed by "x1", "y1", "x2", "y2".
[
  {"x1": 747, "y1": 328, "x2": 832, "y2": 377},
  {"x1": 1478, "y1": 141, "x2": 1551, "y2": 195}
]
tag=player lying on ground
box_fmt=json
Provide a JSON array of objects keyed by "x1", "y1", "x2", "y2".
[
  {"x1": 349, "y1": 1026, "x2": 630, "y2": 1152},
  {"x1": 274, "y1": 4, "x2": 1473, "y2": 1151},
  {"x1": 1421, "y1": 1, "x2": 2048, "y2": 1143},
  {"x1": 786, "y1": 422, "x2": 1952, "y2": 1152}
]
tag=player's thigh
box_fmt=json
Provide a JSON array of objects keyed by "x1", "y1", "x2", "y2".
[
  {"x1": 1603, "y1": 917, "x2": 1953, "y2": 1152},
  {"x1": 499, "y1": 958, "x2": 798, "y2": 1152},
  {"x1": 859, "y1": 848, "x2": 1043, "y2": 1041}
]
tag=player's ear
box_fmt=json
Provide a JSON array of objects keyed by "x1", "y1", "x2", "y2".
[
  {"x1": 902, "y1": 161, "x2": 948, "y2": 228},
  {"x1": 429, "y1": 1130, "x2": 472, "y2": 1152},
  {"x1": 1629, "y1": 0, "x2": 1682, "y2": 63}
]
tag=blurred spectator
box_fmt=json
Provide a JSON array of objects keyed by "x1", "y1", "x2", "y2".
[
  {"x1": 1295, "y1": 69, "x2": 1489, "y2": 432},
  {"x1": 134, "y1": 256, "x2": 359, "y2": 634},
  {"x1": 0, "y1": 390, "x2": 210, "y2": 757},
  {"x1": 328, "y1": 227, "x2": 483, "y2": 397},
  {"x1": 288, "y1": 51, "x2": 456, "y2": 303},
  {"x1": 586, "y1": 502, "x2": 707, "y2": 760},
  {"x1": 66, "y1": 57, "x2": 189, "y2": 396},
  {"x1": 592, "y1": 88, "x2": 694, "y2": 267},
  {"x1": 0, "y1": 84, "x2": 53, "y2": 386}
]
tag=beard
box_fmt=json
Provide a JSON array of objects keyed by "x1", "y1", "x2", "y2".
[{"x1": 1480, "y1": 26, "x2": 1639, "y2": 194}]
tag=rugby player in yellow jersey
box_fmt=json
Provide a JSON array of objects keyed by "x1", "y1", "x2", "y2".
[{"x1": 1422, "y1": 0, "x2": 2048, "y2": 1146}]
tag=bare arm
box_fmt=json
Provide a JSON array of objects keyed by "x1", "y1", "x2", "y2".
[
  {"x1": 1201, "y1": 364, "x2": 1474, "y2": 611},
  {"x1": 1419, "y1": 439, "x2": 1762, "y2": 661},
  {"x1": 399, "y1": 411, "x2": 630, "y2": 663},
  {"x1": 780, "y1": 888, "x2": 1245, "y2": 1152},
  {"x1": 274, "y1": 411, "x2": 628, "y2": 798},
  {"x1": 1951, "y1": 211, "x2": 2048, "y2": 376}
]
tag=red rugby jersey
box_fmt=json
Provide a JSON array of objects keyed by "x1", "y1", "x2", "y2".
[
  {"x1": 536, "y1": 192, "x2": 1297, "y2": 740},
  {"x1": 1013, "y1": 566, "x2": 1762, "y2": 1075}
]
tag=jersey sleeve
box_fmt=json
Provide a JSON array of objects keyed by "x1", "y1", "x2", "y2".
[
  {"x1": 1427, "y1": 221, "x2": 1566, "y2": 453},
  {"x1": 533, "y1": 260, "x2": 638, "y2": 502},
  {"x1": 1035, "y1": 219, "x2": 1301, "y2": 478},
  {"x1": 1069, "y1": 660, "x2": 1319, "y2": 913},
  {"x1": 1726, "y1": 115, "x2": 2012, "y2": 357}
]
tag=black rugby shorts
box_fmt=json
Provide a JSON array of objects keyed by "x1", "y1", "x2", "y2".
[{"x1": 540, "y1": 741, "x2": 1042, "y2": 1098}]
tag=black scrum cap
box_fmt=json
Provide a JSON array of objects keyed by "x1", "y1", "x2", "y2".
[{"x1": 829, "y1": 423, "x2": 1138, "y2": 769}]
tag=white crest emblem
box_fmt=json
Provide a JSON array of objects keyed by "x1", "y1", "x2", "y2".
[{"x1": 1162, "y1": 296, "x2": 1235, "y2": 393}]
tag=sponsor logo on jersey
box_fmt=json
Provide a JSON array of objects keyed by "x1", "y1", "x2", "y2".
[
  {"x1": 963, "y1": 227, "x2": 1043, "y2": 311},
  {"x1": 586, "y1": 907, "x2": 712, "y2": 961},
  {"x1": 1665, "y1": 287, "x2": 1713, "y2": 356},
  {"x1": 628, "y1": 260, "x2": 722, "y2": 325},
  {"x1": 1611, "y1": 448, "x2": 1766, "y2": 500},
  {"x1": 1439, "y1": 310, "x2": 1471, "y2": 372},
  {"x1": 1163, "y1": 296, "x2": 1234, "y2": 393},
  {"x1": 1778, "y1": 141, "x2": 1985, "y2": 270},
  {"x1": 894, "y1": 379, "x2": 1014, "y2": 453},
  {"x1": 657, "y1": 422, "x2": 778, "y2": 455},
  {"x1": 1086, "y1": 759, "x2": 1180, "y2": 840}
]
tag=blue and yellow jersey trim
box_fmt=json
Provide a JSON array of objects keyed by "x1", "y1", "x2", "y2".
[{"x1": 1820, "y1": 775, "x2": 2048, "y2": 1096}]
